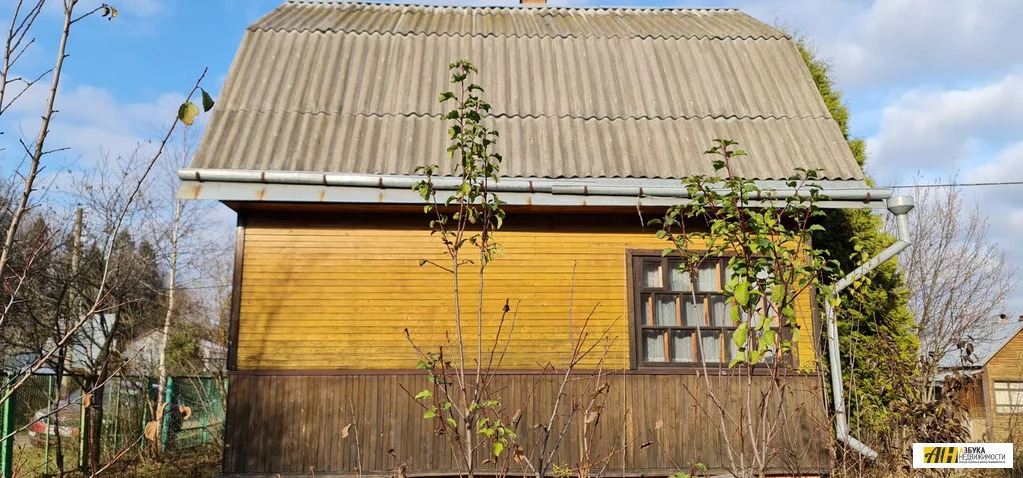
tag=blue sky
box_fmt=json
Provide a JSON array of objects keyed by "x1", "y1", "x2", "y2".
[{"x1": 3, "y1": 0, "x2": 1022, "y2": 312}]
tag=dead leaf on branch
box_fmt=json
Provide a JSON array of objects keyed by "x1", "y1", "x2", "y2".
[
  {"x1": 143, "y1": 421, "x2": 158, "y2": 442},
  {"x1": 341, "y1": 423, "x2": 352, "y2": 438}
]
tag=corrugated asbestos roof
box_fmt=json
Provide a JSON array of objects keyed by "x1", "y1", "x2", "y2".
[{"x1": 190, "y1": 1, "x2": 865, "y2": 181}]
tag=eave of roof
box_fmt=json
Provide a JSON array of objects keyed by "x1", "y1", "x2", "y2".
[{"x1": 176, "y1": 169, "x2": 891, "y2": 209}]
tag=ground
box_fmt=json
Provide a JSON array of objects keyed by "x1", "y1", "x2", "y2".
[{"x1": 6, "y1": 431, "x2": 220, "y2": 477}]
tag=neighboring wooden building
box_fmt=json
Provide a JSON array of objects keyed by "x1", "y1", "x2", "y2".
[
  {"x1": 122, "y1": 329, "x2": 227, "y2": 375},
  {"x1": 940, "y1": 319, "x2": 1023, "y2": 442},
  {"x1": 179, "y1": 1, "x2": 897, "y2": 475}
]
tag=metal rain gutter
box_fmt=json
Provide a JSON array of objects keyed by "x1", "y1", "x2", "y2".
[
  {"x1": 824, "y1": 195, "x2": 915, "y2": 460},
  {"x1": 177, "y1": 169, "x2": 894, "y2": 206}
]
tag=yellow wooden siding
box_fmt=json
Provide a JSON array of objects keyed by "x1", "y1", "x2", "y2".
[
  {"x1": 982, "y1": 330, "x2": 1023, "y2": 441},
  {"x1": 237, "y1": 213, "x2": 818, "y2": 370}
]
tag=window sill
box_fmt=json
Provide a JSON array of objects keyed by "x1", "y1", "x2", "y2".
[{"x1": 630, "y1": 365, "x2": 811, "y2": 376}]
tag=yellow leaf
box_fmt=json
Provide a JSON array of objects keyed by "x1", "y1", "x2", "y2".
[{"x1": 177, "y1": 101, "x2": 200, "y2": 126}]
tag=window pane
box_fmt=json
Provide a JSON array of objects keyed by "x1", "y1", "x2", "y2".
[
  {"x1": 640, "y1": 294, "x2": 652, "y2": 325},
  {"x1": 671, "y1": 330, "x2": 695, "y2": 363},
  {"x1": 995, "y1": 384, "x2": 1023, "y2": 406},
  {"x1": 696, "y1": 262, "x2": 718, "y2": 291},
  {"x1": 642, "y1": 261, "x2": 662, "y2": 288},
  {"x1": 668, "y1": 261, "x2": 691, "y2": 291},
  {"x1": 700, "y1": 330, "x2": 722, "y2": 363},
  {"x1": 643, "y1": 330, "x2": 666, "y2": 362},
  {"x1": 654, "y1": 296, "x2": 677, "y2": 326},
  {"x1": 709, "y1": 296, "x2": 730, "y2": 326},
  {"x1": 682, "y1": 296, "x2": 703, "y2": 326}
]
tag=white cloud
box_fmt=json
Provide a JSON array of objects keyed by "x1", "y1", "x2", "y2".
[
  {"x1": 865, "y1": 74, "x2": 1023, "y2": 184},
  {"x1": 3, "y1": 83, "x2": 187, "y2": 168},
  {"x1": 831, "y1": 0, "x2": 1023, "y2": 88},
  {"x1": 736, "y1": 0, "x2": 1023, "y2": 91}
]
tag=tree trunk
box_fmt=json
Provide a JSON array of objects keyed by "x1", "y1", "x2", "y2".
[
  {"x1": 51, "y1": 349, "x2": 66, "y2": 478},
  {"x1": 87, "y1": 376, "x2": 105, "y2": 474},
  {"x1": 156, "y1": 189, "x2": 182, "y2": 455}
]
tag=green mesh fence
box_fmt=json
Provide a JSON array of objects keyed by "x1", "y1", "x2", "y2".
[
  {"x1": 164, "y1": 376, "x2": 226, "y2": 450},
  {"x1": 0, "y1": 374, "x2": 225, "y2": 477}
]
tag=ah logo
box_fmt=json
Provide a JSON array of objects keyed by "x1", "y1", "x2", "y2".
[{"x1": 922, "y1": 446, "x2": 959, "y2": 464}]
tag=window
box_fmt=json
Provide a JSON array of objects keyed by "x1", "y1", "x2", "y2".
[
  {"x1": 994, "y1": 381, "x2": 1023, "y2": 413},
  {"x1": 631, "y1": 255, "x2": 781, "y2": 367}
]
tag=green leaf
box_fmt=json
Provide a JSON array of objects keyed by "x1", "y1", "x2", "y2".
[
  {"x1": 423, "y1": 408, "x2": 438, "y2": 419},
  {"x1": 414, "y1": 390, "x2": 433, "y2": 400},
  {"x1": 493, "y1": 441, "x2": 505, "y2": 457},
  {"x1": 177, "y1": 101, "x2": 200, "y2": 126},
  {"x1": 734, "y1": 282, "x2": 750, "y2": 307},
  {"x1": 446, "y1": 417, "x2": 457, "y2": 428},
  {"x1": 733, "y1": 321, "x2": 748, "y2": 348},
  {"x1": 201, "y1": 89, "x2": 215, "y2": 112}
]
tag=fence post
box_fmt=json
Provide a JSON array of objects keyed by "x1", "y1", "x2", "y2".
[
  {"x1": 161, "y1": 377, "x2": 173, "y2": 452},
  {"x1": 78, "y1": 386, "x2": 88, "y2": 472},
  {"x1": 139, "y1": 378, "x2": 149, "y2": 455},
  {"x1": 111, "y1": 379, "x2": 121, "y2": 450},
  {"x1": 0, "y1": 377, "x2": 14, "y2": 478},
  {"x1": 44, "y1": 375, "x2": 53, "y2": 475}
]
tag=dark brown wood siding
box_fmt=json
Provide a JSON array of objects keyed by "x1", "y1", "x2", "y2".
[{"x1": 224, "y1": 372, "x2": 830, "y2": 475}]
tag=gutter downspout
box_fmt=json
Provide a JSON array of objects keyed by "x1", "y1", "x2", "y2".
[{"x1": 825, "y1": 195, "x2": 915, "y2": 460}]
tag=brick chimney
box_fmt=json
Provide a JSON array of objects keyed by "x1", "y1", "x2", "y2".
[{"x1": 520, "y1": 0, "x2": 546, "y2": 5}]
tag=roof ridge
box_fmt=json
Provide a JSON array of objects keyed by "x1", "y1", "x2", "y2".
[
  {"x1": 217, "y1": 108, "x2": 834, "y2": 122},
  {"x1": 248, "y1": 25, "x2": 786, "y2": 41},
  {"x1": 254, "y1": 1, "x2": 791, "y2": 40},
  {"x1": 284, "y1": 1, "x2": 742, "y2": 14}
]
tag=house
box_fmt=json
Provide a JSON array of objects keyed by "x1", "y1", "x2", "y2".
[
  {"x1": 6, "y1": 313, "x2": 119, "y2": 376},
  {"x1": 178, "y1": 1, "x2": 902, "y2": 475},
  {"x1": 938, "y1": 317, "x2": 1023, "y2": 442},
  {"x1": 121, "y1": 329, "x2": 227, "y2": 376}
]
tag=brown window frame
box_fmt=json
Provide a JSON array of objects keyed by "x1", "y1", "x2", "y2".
[{"x1": 627, "y1": 251, "x2": 793, "y2": 370}]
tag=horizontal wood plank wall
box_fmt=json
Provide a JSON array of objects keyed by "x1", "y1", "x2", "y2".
[
  {"x1": 237, "y1": 212, "x2": 817, "y2": 370},
  {"x1": 223, "y1": 373, "x2": 830, "y2": 475},
  {"x1": 982, "y1": 331, "x2": 1023, "y2": 441}
]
